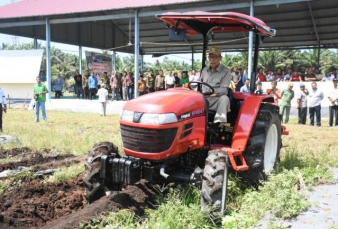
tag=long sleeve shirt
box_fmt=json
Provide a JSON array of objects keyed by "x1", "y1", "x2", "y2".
[
  {"x1": 88, "y1": 76, "x2": 98, "y2": 89},
  {"x1": 201, "y1": 64, "x2": 231, "y2": 96}
]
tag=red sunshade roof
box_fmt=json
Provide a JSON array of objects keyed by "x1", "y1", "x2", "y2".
[{"x1": 156, "y1": 11, "x2": 276, "y2": 37}]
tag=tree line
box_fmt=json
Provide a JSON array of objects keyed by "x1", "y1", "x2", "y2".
[{"x1": 2, "y1": 42, "x2": 338, "y2": 82}]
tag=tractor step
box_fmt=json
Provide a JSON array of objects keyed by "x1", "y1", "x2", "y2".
[{"x1": 222, "y1": 147, "x2": 249, "y2": 171}]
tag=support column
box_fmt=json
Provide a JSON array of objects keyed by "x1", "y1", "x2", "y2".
[
  {"x1": 79, "y1": 46, "x2": 82, "y2": 74},
  {"x1": 113, "y1": 51, "x2": 116, "y2": 71},
  {"x1": 134, "y1": 10, "x2": 140, "y2": 98},
  {"x1": 34, "y1": 37, "x2": 38, "y2": 49},
  {"x1": 191, "y1": 48, "x2": 194, "y2": 71},
  {"x1": 317, "y1": 44, "x2": 321, "y2": 68},
  {"x1": 46, "y1": 18, "x2": 52, "y2": 99},
  {"x1": 248, "y1": 0, "x2": 254, "y2": 80},
  {"x1": 141, "y1": 55, "x2": 144, "y2": 70}
]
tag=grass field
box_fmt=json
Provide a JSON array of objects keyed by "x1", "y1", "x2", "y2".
[{"x1": 2, "y1": 108, "x2": 338, "y2": 228}]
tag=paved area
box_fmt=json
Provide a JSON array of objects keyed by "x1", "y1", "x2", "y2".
[{"x1": 7, "y1": 98, "x2": 127, "y2": 115}]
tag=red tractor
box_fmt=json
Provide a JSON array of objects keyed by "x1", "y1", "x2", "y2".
[{"x1": 83, "y1": 11, "x2": 288, "y2": 213}]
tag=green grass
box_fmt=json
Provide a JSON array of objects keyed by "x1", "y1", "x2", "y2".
[
  {"x1": 46, "y1": 164, "x2": 85, "y2": 182},
  {"x1": 2, "y1": 109, "x2": 122, "y2": 156},
  {"x1": 2, "y1": 110, "x2": 338, "y2": 229}
]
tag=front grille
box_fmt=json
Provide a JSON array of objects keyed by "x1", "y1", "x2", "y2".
[{"x1": 121, "y1": 125, "x2": 178, "y2": 153}]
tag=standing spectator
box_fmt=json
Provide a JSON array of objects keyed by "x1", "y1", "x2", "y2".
[
  {"x1": 137, "y1": 75, "x2": 147, "y2": 96},
  {"x1": 125, "y1": 72, "x2": 134, "y2": 100},
  {"x1": 110, "y1": 71, "x2": 120, "y2": 101},
  {"x1": 189, "y1": 69, "x2": 200, "y2": 84},
  {"x1": 266, "y1": 70, "x2": 275, "y2": 82},
  {"x1": 315, "y1": 68, "x2": 323, "y2": 81},
  {"x1": 297, "y1": 83, "x2": 309, "y2": 124},
  {"x1": 33, "y1": 76, "x2": 48, "y2": 122},
  {"x1": 274, "y1": 68, "x2": 283, "y2": 81},
  {"x1": 290, "y1": 70, "x2": 302, "y2": 81},
  {"x1": 284, "y1": 68, "x2": 293, "y2": 81},
  {"x1": 256, "y1": 68, "x2": 266, "y2": 82},
  {"x1": 255, "y1": 82, "x2": 264, "y2": 94},
  {"x1": 39, "y1": 70, "x2": 46, "y2": 83},
  {"x1": 240, "y1": 78, "x2": 250, "y2": 92},
  {"x1": 322, "y1": 70, "x2": 334, "y2": 82},
  {"x1": 308, "y1": 82, "x2": 324, "y2": 126},
  {"x1": 241, "y1": 68, "x2": 249, "y2": 84},
  {"x1": 180, "y1": 71, "x2": 189, "y2": 87},
  {"x1": 328, "y1": 80, "x2": 338, "y2": 127},
  {"x1": 88, "y1": 71, "x2": 98, "y2": 100},
  {"x1": 82, "y1": 70, "x2": 90, "y2": 100},
  {"x1": 267, "y1": 81, "x2": 281, "y2": 104},
  {"x1": 146, "y1": 70, "x2": 156, "y2": 93},
  {"x1": 231, "y1": 67, "x2": 241, "y2": 91},
  {"x1": 333, "y1": 69, "x2": 338, "y2": 80},
  {"x1": 174, "y1": 72, "x2": 180, "y2": 87},
  {"x1": 0, "y1": 86, "x2": 7, "y2": 132},
  {"x1": 155, "y1": 70, "x2": 165, "y2": 91},
  {"x1": 74, "y1": 70, "x2": 83, "y2": 99},
  {"x1": 280, "y1": 83, "x2": 295, "y2": 124},
  {"x1": 165, "y1": 70, "x2": 175, "y2": 89},
  {"x1": 96, "y1": 84, "x2": 109, "y2": 116},
  {"x1": 305, "y1": 67, "x2": 316, "y2": 81},
  {"x1": 53, "y1": 74, "x2": 64, "y2": 99},
  {"x1": 121, "y1": 71, "x2": 127, "y2": 100}
]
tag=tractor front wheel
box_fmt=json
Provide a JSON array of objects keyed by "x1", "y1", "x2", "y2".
[
  {"x1": 82, "y1": 141, "x2": 119, "y2": 203},
  {"x1": 201, "y1": 149, "x2": 229, "y2": 213}
]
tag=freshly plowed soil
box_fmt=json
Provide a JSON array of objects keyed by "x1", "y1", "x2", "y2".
[{"x1": 0, "y1": 147, "x2": 156, "y2": 229}]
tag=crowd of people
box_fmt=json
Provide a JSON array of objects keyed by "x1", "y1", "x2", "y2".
[{"x1": 31, "y1": 50, "x2": 338, "y2": 124}]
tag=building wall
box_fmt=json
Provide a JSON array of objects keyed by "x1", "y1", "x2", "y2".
[{"x1": 2, "y1": 83, "x2": 35, "y2": 99}]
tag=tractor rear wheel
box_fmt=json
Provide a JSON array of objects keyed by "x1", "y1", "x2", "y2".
[
  {"x1": 241, "y1": 103, "x2": 281, "y2": 185},
  {"x1": 82, "y1": 141, "x2": 119, "y2": 203},
  {"x1": 201, "y1": 149, "x2": 229, "y2": 213}
]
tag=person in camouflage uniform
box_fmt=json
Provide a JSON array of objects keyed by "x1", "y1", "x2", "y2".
[{"x1": 146, "y1": 69, "x2": 156, "y2": 93}]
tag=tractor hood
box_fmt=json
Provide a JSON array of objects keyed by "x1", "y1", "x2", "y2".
[{"x1": 123, "y1": 88, "x2": 206, "y2": 117}]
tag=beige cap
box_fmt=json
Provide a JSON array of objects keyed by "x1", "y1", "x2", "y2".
[{"x1": 208, "y1": 46, "x2": 222, "y2": 56}]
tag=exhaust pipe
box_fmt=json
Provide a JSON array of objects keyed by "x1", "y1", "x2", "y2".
[{"x1": 160, "y1": 164, "x2": 169, "y2": 179}]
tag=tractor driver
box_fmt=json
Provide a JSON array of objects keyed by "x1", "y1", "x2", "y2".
[{"x1": 201, "y1": 46, "x2": 232, "y2": 127}]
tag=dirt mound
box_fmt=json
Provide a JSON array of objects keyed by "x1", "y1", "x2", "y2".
[
  {"x1": 0, "y1": 147, "x2": 80, "y2": 172},
  {"x1": 0, "y1": 176, "x2": 85, "y2": 229},
  {"x1": 0, "y1": 177, "x2": 156, "y2": 229},
  {"x1": 44, "y1": 181, "x2": 157, "y2": 229},
  {"x1": 0, "y1": 147, "x2": 32, "y2": 159}
]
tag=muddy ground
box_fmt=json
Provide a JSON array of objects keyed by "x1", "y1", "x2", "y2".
[{"x1": 0, "y1": 147, "x2": 157, "y2": 229}]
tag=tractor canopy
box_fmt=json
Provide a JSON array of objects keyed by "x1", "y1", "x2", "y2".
[{"x1": 156, "y1": 11, "x2": 276, "y2": 37}]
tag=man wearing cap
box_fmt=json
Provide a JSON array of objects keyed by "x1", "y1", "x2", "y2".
[
  {"x1": 96, "y1": 83, "x2": 109, "y2": 116},
  {"x1": 201, "y1": 46, "x2": 231, "y2": 126},
  {"x1": 280, "y1": 83, "x2": 295, "y2": 124},
  {"x1": 297, "y1": 83, "x2": 309, "y2": 124}
]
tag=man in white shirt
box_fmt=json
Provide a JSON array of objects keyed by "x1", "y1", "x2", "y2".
[
  {"x1": 308, "y1": 82, "x2": 324, "y2": 126},
  {"x1": 189, "y1": 69, "x2": 200, "y2": 84},
  {"x1": 164, "y1": 70, "x2": 175, "y2": 89},
  {"x1": 96, "y1": 84, "x2": 109, "y2": 116},
  {"x1": 328, "y1": 80, "x2": 338, "y2": 127},
  {"x1": 0, "y1": 87, "x2": 7, "y2": 132}
]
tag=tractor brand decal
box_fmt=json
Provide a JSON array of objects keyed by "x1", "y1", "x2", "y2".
[
  {"x1": 191, "y1": 109, "x2": 205, "y2": 117},
  {"x1": 180, "y1": 113, "x2": 191, "y2": 120}
]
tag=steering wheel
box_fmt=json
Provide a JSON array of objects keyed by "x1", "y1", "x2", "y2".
[{"x1": 188, "y1": 81, "x2": 215, "y2": 96}]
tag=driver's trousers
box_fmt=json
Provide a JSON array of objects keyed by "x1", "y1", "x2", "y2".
[{"x1": 207, "y1": 95, "x2": 230, "y2": 123}]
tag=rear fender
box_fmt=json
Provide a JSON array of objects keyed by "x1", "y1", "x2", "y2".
[{"x1": 231, "y1": 94, "x2": 275, "y2": 151}]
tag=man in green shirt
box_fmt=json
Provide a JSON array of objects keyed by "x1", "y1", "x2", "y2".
[
  {"x1": 280, "y1": 82, "x2": 294, "y2": 123},
  {"x1": 33, "y1": 76, "x2": 49, "y2": 122}
]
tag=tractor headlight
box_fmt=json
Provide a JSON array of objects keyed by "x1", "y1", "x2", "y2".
[
  {"x1": 120, "y1": 110, "x2": 134, "y2": 122},
  {"x1": 120, "y1": 110, "x2": 177, "y2": 124},
  {"x1": 140, "y1": 113, "x2": 177, "y2": 125}
]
